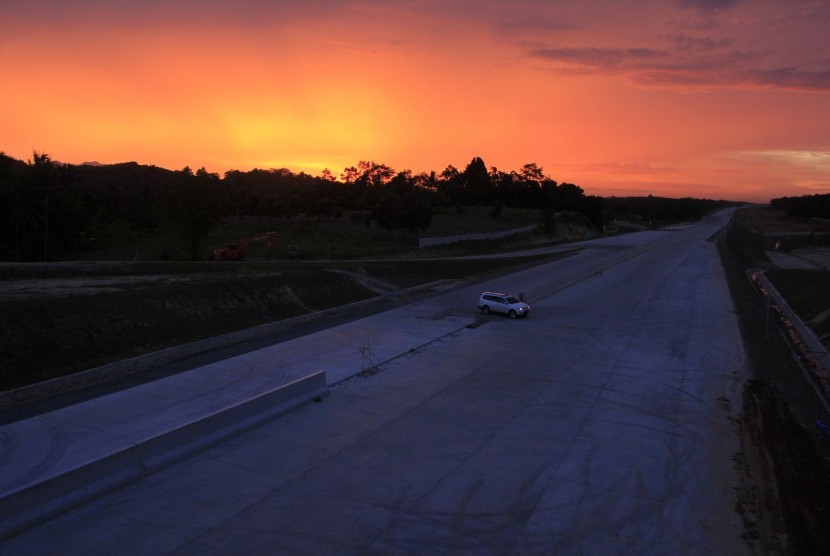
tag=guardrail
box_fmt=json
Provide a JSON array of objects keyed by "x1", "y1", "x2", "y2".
[{"x1": 749, "y1": 270, "x2": 830, "y2": 413}]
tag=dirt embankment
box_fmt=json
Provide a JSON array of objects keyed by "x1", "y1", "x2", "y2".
[
  {"x1": 0, "y1": 270, "x2": 377, "y2": 390},
  {"x1": 1, "y1": 255, "x2": 552, "y2": 393},
  {"x1": 722, "y1": 207, "x2": 830, "y2": 554},
  {"x1": 738, "y1": 381, "x2": 830, "y2": 554}
]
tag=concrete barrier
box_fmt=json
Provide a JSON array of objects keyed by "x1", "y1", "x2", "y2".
[{"x1": 0, "y1": 371, "x2": 328, "y2": 541}]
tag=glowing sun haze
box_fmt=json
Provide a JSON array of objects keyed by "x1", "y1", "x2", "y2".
[{"x1": 2, "y1": 0, "x2": 829, "y2": 203}]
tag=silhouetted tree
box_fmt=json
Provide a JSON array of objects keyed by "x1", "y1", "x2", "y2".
[
  {"x1": 414, "y1": 171, "x2": 439, "y2": 192},
  {"x1": 437, "y1": 165, "x2": 462, "y2": 204},
  {"x1": 461, "y1": 156, "x2": 492, "y2": 204},
  {"x1": 2, "y1": 151, "x2": 739, "y2": 261},
  {"x1": 168, "y1": 169, "x2": 222, "y2": 259},
  {"x1": 771, "y1": 194, "x2": 830, "y2": 219},
  {"x1": 355, "y1": 170, "x2": 433, "y2": 232},
  {"x1": 0, "y1": 153, "x2": 40, "y2": 260},
  {"x1": 603, "y1": 196, "x2": 733, "y2": 224},
  {"x1": 0, "y1": 152, "x2": 92, "y2": 260},
  {"x1": 355, "y1": 161, "x2": 395, "y2": 187},
  {"x1": 195, "y1": 167, "x2": 220, "y2": 180},
  {"x1": 520, "y1": 162, "x2": 545, "y2": 183}
]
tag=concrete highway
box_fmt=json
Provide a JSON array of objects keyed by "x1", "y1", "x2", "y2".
[{"x1": 1, "y1": 210, "x2": 750, "y2": 554}]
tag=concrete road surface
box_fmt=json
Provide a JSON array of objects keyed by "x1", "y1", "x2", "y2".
[{"x1": 1, "y1": 212, "x2": 750, "y2": 554}]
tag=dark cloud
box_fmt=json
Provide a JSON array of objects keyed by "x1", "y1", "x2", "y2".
[
  {"x1": 530, "y1": 41, "x2": 830, "y2": 92},
  {"x1": 627, "y1": 61, "x2": 830, "y2": 92},
  {"x1": 0, "y1": 0, "x2": 352, "y2": 30},
  {"x1": 496, "y1": 18, "x2": 576, "y2": 35},
  {"x1": 677, "y1": 0, "x2": 740, "y2": 12},
  {"x1": 530, "y1": 47, "x2": 664, "y2": 69},
  {"x1": 669, "y1": 33, "x2": 733, "y2": 53},
  {"x1": 745, "y1": 67, "x2": 830, "y2": 92}
]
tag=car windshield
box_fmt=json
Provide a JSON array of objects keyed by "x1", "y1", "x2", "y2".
[{"x1": 505, "y1": 296, "x2": 520, "y2": 304}]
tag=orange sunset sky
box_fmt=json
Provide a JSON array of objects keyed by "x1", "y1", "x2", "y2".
[{"x1": 2, "y1": 0, "x2": 829, "y2": 203}]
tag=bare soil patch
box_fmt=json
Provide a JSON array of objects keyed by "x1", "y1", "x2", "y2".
[{"x1": 739, "y1": 206, "x2": 830, "y2": 235}]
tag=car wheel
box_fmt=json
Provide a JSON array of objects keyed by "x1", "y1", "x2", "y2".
[
  {"x1": 508, "y1": 310, "x2": 517, "y2": 319},
  {"x1": 481, "y1": 305, "x2": 491, "y2": 314}
]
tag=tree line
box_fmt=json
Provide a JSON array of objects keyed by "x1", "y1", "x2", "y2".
[
  {"x1": 0, "y1": 151, "x2": 732, "y2": 261},
  {"x1": 770, "y1": 194, "x2": 830, "y2": 219},
  {"x1": 601, "y1": 195, "x2": 734, "y2": 224}
]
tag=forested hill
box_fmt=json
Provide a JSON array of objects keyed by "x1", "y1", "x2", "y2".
[
  {"x1": 771, "y1": 194, "x2": 830, "y2": 219},
  {"x1": 1, "y1": 151, "x2": 735, "y2": 261}
]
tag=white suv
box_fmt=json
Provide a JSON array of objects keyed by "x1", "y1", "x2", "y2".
[{"x1": 478, "y1": 292, "x2": 531, "y2": 319}]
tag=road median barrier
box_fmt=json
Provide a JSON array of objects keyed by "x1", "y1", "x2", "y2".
[{"x1": 0, "y1": 371, "x2": 328, "y2": 541}]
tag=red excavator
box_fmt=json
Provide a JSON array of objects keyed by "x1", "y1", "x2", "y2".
[{"x1": 212, "y1": 232, "x2": 278, "y2": 260}]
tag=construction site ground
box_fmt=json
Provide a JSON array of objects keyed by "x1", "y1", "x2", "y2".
[{"x1": 1, "y1": 206, "x2": 829, "y2": 552}]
